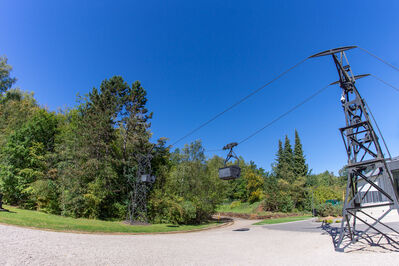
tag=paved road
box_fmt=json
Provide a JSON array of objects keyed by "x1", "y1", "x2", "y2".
[
  {"x1": 1, "y1": 219, "x2": 398, "y2": 265},
  {"x1": 260, "y1": 219, "x2": 324, "y2": 233},
  {"x1": 263, "y1": 218, "x2": 399, "y2": 233}
]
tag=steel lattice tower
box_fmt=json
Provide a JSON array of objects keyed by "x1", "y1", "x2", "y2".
[
  {"x1": 127, "y1": 150, "x2": 155, "y2": 224},
  {"x1": 310, "y1": 46, "x2": 399, "y2": 251}
]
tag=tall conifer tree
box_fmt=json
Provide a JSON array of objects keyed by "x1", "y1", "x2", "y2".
[
  {"x1": 283, "y1": 135, "x2": 293, "y2": 164},
  {"x1": 273, "y1": 139, "x2": 284, "y2": 179},
  {"x1": 293, "y1": 130, "x2": 308, "y2": 178},
  {"x1": 281, "y1": 135, "x2": 294, "y2": 181}
]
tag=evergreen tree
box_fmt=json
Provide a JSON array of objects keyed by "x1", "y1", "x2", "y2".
[
  {"x1": 281, "y1": 135, "x2": 294, "y2": 182},
  {"x1": 283, "y1": 135, "x2": 293, "y2": 163},
  {"x1": 57, "y1": 76, "x2": 152, "y2": 219},
  {"x1": 273, "y1": 139, "x2": 284, "y2": 179},
  {"x1": 293, "y1": 130, "x2": 308, "y2": 178}
]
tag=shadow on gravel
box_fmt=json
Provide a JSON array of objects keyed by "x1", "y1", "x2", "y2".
[
  {"x1": 233, "y1": 228, "x2": 250, "y2": 232},
  {"x1": 321, "y1": 222, "x2": 399, "y2": 253}
]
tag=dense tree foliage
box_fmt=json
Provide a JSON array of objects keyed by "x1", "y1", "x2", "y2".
[
  {"x1": 0, "y1": 56, "x2": 345, "y2": 224},
  {"x1": 262, "y1": 131, "x2": 344, "y2": 212},
  {"x1": 0, "y1": 56, "x2": 16, "y2": 93},
  {"x1": 0, "y1": 56, "x2": 228, "y2": 224},
  {"x1": 148, "y1": 141, "x2": 225, "y2": 224}
]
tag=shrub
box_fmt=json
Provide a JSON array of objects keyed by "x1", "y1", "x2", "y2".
[
  {"x1": 261, "y1": 192, "x2": 294, "y2": 213},
  {"x1": 315, "y1": 202, "x2": 342, "y2": 217},
  {"x1": 148, "y1": 192, "x2": 185, "y2": 224},
  {"x1": 313, "y1": 186, "x2": 343, "y2": 205},
  {"x1": 230, "y1": 200, "x2": 241, "y2": 209},
  {"x1": 148, "y1": 141, "x2": 224, "y2": 225},
  {"x1": 245, "y1": 171, "x2": 264, "y2": 203}
]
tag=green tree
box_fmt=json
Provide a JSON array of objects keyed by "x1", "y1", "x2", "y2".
[
  {"x1": 313, "y1": 186, "x2": 343, "y2": 205},
  {"x1": 0, "y1": 56, "x2": 16, "y2": 93},
  {"x1": 0, "y1": 90, "x2": 38, "y2": 148},
  {"x1": 149, "y1": 140, "x2": 224, "y2": 224},
  {"x1": 262, "y1": 176, "x2": 294, "y2": 212},
  {"x1": 272, "y1": 139, "x2": 284, "y2": 179},
  {"x1": 0, "y1": 109, "x2": 59, "y2": 208},
  {"x1": 268, "y1": 132, "x2": 309, "y2": 211},
  {"x1": 57, "y1": 76, "x2": 155, "y2": 219},
  {"x1": 278, "y1": 135, "x2": 295, "y2": 182},
  {"x1": 244, "y1": 170, "x2": 264, "y2": 203},
  {"x1": 293, "y1": 130, "x2": 308, "y2": 178}
]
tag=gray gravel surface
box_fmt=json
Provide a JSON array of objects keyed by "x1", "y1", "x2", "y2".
[{"x1": 1, "y1": 219, "x2": 398, "y2": 266}]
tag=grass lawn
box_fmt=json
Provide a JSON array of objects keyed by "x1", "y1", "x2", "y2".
[
  {"x1": 0, "y1": 205, "x2": 219, "y2": 233},
  {"x1": 253, "y1": 215, "x2": 313, "y2": 225}
]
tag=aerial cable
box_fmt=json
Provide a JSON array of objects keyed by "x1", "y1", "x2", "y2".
[
  {"x1": 170, "y1": 57, "x2": 308, "y2": 146},
  {"x1": 172, "y1": 47, "x2": 398, "y2": 147},
  {"x1": 204, "y1": 83, "x2": 330, "y2": 151},
  {"x1": 367, "y1": 73, "x2": 399, "y2": 159},
  {"x1": 370, "y1": 74, "x2": 399, "y2": 94},
  {"x1": 206, "y1": 73, "x2": 399, "y2": 152},
  {"x1": 204, "y1": 148, "x2": 223, "y2": 152},
  {"x1": 237, "y1": 83, "x2": 331, "y2": 145},
  {"x1": 358, "y1": 47, "x2": 399, "y2": 73},
  {"x1": 364, "y1": 100, "x2": 392, "y2": 160}
]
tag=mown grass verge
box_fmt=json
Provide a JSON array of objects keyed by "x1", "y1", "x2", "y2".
[
  {"x1": 0, "y1": 205, "x2": 220, "y2": 234},
  {"x1": 253, "y1": 215, "x2": 312, "y2": 225}
]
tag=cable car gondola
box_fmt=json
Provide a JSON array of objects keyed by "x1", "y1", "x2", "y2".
[
  {"x1": 219, "y1": 142, "x2": 241, "y2": 180},
  {"x1": 141, "y1": 174, "x2": 156, "y2": 183}
]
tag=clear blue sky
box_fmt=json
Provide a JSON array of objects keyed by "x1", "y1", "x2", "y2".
[{"x1": 1, "y1": 1, "x2": 399, "y2": 175}]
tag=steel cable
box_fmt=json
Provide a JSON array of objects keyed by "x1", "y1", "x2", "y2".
[
  {"x1": 170, "y1": 58, "x2": 308, "y2": 146},
  {"x1": 204, "y1": 83, "x2": 330, "y2": 152},
  {"x1": 364, "y1": 100, "x2": 392, "y2": 160},
  {"x1": 237, "y1": 83, "x2": 331, "y2": 145},
  {"x1": 371, "y1": 74, "x2": 399, "y2": 94},
  {"x1": 367, "y1": 73, "x2": 399, "y2": 159},
  {"x1": 358, "y1": 47, "x2": 399, "y2": 73},
  {"x1": 203, "y1": 48, "x2": 399, "y2": 154}
]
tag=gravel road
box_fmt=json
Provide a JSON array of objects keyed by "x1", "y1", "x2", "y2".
[{"x1": 1, "y1": 219, "x2": 398, "y2": 266}]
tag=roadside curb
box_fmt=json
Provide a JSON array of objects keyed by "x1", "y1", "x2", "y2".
[{"x1": 0, "y1": 219, "x2": 235, "y2": 236}]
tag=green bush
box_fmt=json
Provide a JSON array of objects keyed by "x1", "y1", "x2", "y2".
[
  {"x1": 313, "y1": 186, "x2": 343, "y2": 205},
  {"x1": 148, "y1": 141, "x2": 224, "y2": 225},
  {"x1": 261, "y1": 192, "x2": 294, "y2": 213},
  {"x1": 230, "y1": 200, "x2": 241, "y2": 209},
  {"x1": 148, "y1": 193, "x2": 185, "y2": 224},
  {"x1": 315, "y1": 202, "x2": 342, "y2": 217}
]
